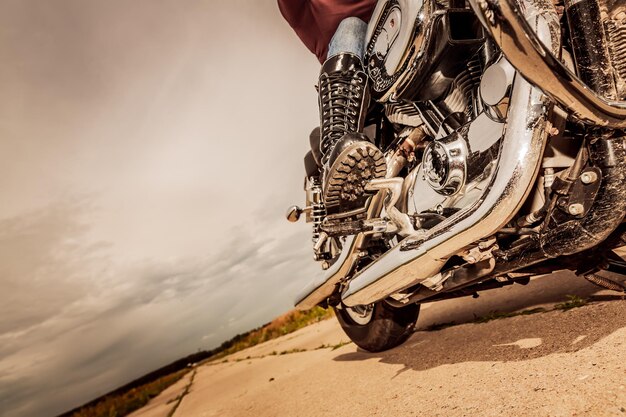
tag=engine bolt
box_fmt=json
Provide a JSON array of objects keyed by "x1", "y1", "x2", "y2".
[
  {"x1": 580, "y1": 171, "x2": 598, "y2": 184},
  {"x1": 568, "y1": 203, "x2": 584, "y2": 216}
]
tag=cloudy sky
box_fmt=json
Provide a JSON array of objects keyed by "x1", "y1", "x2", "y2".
[{"x1": 0, "y1": 1, "x2": 322, "y2": 415}]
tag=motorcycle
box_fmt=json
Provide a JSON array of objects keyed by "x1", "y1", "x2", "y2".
[{"x1": 287, "y1": 0, "x2": 626, "y2": 352}]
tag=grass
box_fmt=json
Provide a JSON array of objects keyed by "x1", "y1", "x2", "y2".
[
  {"x1": 455, "y1": 294, "x2": 588, "y2": 326},
  {"x1": 330, "y1": 341, "x2": 352, "y2": 351},
  {"x1": 69, "y1": 369, "x2": 189, "y2": 417},
  {"x1": 279, "y1": 348, "x2": 307, "y2": 355},
  {"x1": 207, "y1": 306, "x2": 334, "y2": 362},
  {"x1": 473, "y1": 307, "x2": 546, "y2": 324},
  {"x1": 218, "y1": 340, "x2": 356, "y2": 364},
  {"x1": 555, "y1": 294, "x2": 588, "y2": 311},
  {"x1": 62, "y1": 306, "x2": 335, "y2": 417}
]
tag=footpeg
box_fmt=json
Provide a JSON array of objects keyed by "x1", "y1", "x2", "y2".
[{"x1": 366, "y1": 178, "x2": 415, "y2": 237}]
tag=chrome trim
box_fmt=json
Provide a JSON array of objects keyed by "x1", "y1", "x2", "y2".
[
  {"x1": 286, "y1": 205, "x2": 310, "y2": 223},
  {"x1": 294, "y1": 151, "x2": 407, "y2": 310},
  {"x1": 422, "y1": 133, "x2": 469, "y2": 196},
  {"x1": 366, "y1": 178, "x2": 415, "y2": 237},
  {"x1": 467, "y1": 0, "x2": 626, "y2": 127},
  {"x1": 342, "y1": 74, "x2": 551, "y2": 306},
  {"x1": 341, "y1": 0, "x2": 560, "y2": 307},
  {"x1": 343, "y1": 303, "x2": 374, "y2": 325},
  {"x1": 366, "y1": 0, "x2": 434, "y2": 101}
]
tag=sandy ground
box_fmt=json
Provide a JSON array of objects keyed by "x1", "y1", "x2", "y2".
[{"x1": 139, "y1": 270, "x2": 626, "y2": 417}]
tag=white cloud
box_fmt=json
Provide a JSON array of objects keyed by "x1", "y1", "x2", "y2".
[
  {"x1": 0, "y1": 0, "x2": 324, "y2": 415},
  {"x1": 0, "y1": 199, "x2": 319, "y2": 416}
]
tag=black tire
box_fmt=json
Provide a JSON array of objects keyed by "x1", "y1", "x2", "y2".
[{"x1": 334, "y1": 301, "x2": 420, "y2": 352}]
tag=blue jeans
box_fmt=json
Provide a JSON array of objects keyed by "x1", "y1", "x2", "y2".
[{"x1": 327, "y1": 17, "x2": 368, "y2": 60}]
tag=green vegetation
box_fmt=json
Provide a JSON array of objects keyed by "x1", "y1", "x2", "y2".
[
  {"x1": 279, "y1": 348, "x2": 307, "y2": 355},
  {"x1": 68, "y1": 369, "x2": 188, "y2": 417},
  {"x1": 555, "y1": 294, "x2": 588, "y2": 311},
  {"x1": 474, "y1": 307, "x2": 546, "y2": 324},
  {"x1": 61, "y1": 306, "x2": 333, "y2": 417},
  {"x1": 441, "y1": 295, "x2": 589, "y2": 328},
  {"x1": 207, "y1": 306, "x2": 334, "y2": 361},
  {"x1": 424, "y1": 321, "x2": 457, "y2": 331},
  {"x1": 330, "y1": 341, "x2": 352, "y2": 351}
]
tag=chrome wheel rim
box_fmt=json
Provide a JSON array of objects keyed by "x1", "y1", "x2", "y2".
[{"x1": 344, "y1": 304, "x2": 374, "y2": 325}]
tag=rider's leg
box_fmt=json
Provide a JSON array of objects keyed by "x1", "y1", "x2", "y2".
[
  {"x1": 327, "y1": 16, "x2": 368, "y2": 59},
  {"x1": 318, "y1": 17, "x2": 386, "y2": 214}
]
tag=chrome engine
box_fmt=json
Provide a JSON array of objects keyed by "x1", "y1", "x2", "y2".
[
  {"x1": 366, "y1": 0, "x2": 485, "y2": 102},
  {"x1": 290, "y1": 0, "x2": 626, "y2": 311}
]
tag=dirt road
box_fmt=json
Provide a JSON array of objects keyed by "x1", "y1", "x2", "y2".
[{"x1": 136, "y1": 270, "x2": 626, "y2": 416}]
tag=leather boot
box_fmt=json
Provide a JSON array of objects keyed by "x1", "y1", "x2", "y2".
[{"x1": 318, "y1": 53, "x2": 386, "y2": 213}]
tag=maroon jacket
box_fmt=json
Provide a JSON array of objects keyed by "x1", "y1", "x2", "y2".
[{"x1": 278, "y1": 0, "x2": 377, "y2": 63}]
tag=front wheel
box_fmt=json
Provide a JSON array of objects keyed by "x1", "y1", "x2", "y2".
[{"x1": 334, "y1": 301, "x2": 420, "y2": 352}]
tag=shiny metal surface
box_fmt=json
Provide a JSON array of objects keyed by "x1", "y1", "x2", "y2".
[
  {"x1": 305, "y1": 177, "x2": 326, "y2": 251},
  {"x1": 480, "y1": 59, "x2": 516, "y2": 106},
  {"x1": 286, "y1": 205, "x2": 306, "y2": 223},
  {"x1": 294, "y1": 149, "x2": 409, "y2": 310},
  {"x1": 341, "y1": 2, "x2": 559, "y2": 306},
  {"x1": 422, "y1": 133, "x2": 468, "y2": 196},
  {"x1": 342, "y1": 73, "x2": 551, "y2": 306},
  {"x1": 480, "y1": 58, "x2": 516, "y2": 121},
  {"x1": 366, "y1": 178, "x2": 415, "y2": 237},
  {"x1": 366, "y1": 0, "x2": 434, "y2": 101},
  {"x1": 343, "y1": 303, "x2": 374, "y2": 325},
  {"x1": 467, "y1": 0, "x2": 626, "y2": 127},
  {"x1": 404, "y1": 111, "x2": 503, "y2": 220}
]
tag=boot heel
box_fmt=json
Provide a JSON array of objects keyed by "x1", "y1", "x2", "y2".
[{"x1": 324, "y1": 142, "x2": 386, "y2": 212}]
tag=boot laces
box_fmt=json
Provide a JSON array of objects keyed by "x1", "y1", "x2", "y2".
[{"x1": 319, "y1": 70, "x2": 366, "y2": 155}]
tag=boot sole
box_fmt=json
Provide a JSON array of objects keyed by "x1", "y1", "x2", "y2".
[{"x1": 324, "y1": 143, "x2": 387, "y2": 213}]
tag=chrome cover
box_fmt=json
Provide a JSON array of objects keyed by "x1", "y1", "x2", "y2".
[
  {"x1": 422, "y1": 132, "x2": 469, "y2": 196},
  {"x1": 339, "y1": 0, "x2": 563, "y2": 306},
  {"x1": 342, "y1": 75, "x2": 551, "y2": 306},
  {"x1": 365, "y1": 0, "x2": 434, "y2": 101},
  {"x1": 468, "y1": 0, "x2": 626, "y2": 127},
  {"x1": 294, "y1": 151, "x2": 406, "y2": 310}
]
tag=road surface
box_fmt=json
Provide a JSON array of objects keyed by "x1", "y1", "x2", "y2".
[{"x1": 133, "y1": 270, "x2": 626, "y2": 416}]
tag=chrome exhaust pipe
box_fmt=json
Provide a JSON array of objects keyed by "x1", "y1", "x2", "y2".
[
  {"x1": 296, "y1": 0, "x2": 573, "y2": 310},
  {"x1": 342, "y1": 76, "x2": 550, "y2": 306},
  {"x1": 341, "y1": 0, "x2": 560, "y2": 307},
  {"x1": 467, "y1": 0, "x2": 626, "y2": 127},
  {"x1": 294, "y1": 149, "x2": 408, "y2": 310}
]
